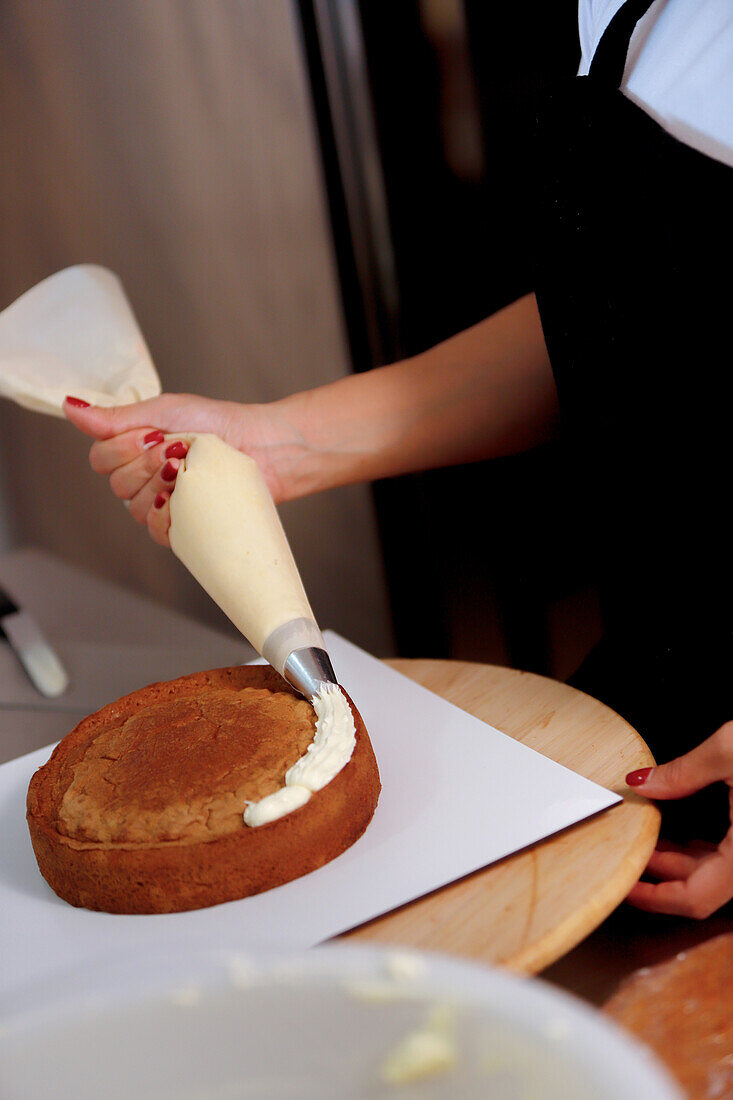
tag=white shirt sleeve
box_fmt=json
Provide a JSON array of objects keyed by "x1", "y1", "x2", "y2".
[
  {"x1": 575, "y1": 0, "x2": 733, "y2": 168},
  {"x1": 577, "y1": 0, "x2": 626, "y2": 76}
]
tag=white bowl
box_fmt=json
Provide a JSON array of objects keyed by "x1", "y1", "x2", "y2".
[{"x1": 0, "y1": 943, "x2": 681, "y2": 1099}]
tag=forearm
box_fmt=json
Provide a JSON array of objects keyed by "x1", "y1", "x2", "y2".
[
  {"x1": 276, "y1": 292, "x2": 559, "y2": 497},
  {"x1": 62, "y1": 293, "x2": 559, "y2": 517}
]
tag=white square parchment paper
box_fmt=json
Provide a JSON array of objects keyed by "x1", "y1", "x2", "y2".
[{"x1": 0, "y1": 633, "x2": 619, "y2": 997}]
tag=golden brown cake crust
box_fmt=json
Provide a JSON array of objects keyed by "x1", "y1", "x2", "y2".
[{"x1": 26, "y1": 665, "x2": 380, "y2": 914}]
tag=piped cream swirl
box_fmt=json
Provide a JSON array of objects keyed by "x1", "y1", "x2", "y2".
[{"x1": 243, "y1": 684, "x2": 356, "y2": 827}]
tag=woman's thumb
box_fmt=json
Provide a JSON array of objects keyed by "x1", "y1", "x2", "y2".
[
  {"x1": 62, "y1": 394, "x2": 184, "y2": 440},
  {"x1": 626, "y1": 722, "x2": 733, "y2": 800}
]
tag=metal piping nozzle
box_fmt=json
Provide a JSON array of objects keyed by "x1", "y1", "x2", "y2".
[{"x1": 282, "y1": 647, "x2": 338, "y2": 699}]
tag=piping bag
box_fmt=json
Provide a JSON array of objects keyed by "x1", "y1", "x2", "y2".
[
  {"x1": 0, "y1": 266, "x2": 338, "y2": 699},
  {"x1": 168, "y1": 433, "x2": 338, "y2": 699}
]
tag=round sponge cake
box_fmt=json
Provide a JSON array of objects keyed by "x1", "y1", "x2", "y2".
[{"x1": 26, "y1": 665, "x2": 380, "y2": 914}]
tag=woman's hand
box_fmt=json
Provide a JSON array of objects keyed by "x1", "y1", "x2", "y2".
[
  {"x1": 63, "y1": 294, "x2": 559, "y2": 547},
  {"x1": 626, "y1": 722, "x2": 733, "y2": 918},
  {"x1": 63, "y1": 393, "x2": 312, "y2": 547}
]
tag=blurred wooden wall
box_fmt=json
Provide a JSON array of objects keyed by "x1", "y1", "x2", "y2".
[{"x1": 0, "y1": 0, "x2": 395, "y2": 657}]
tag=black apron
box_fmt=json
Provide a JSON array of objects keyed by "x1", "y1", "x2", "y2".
[{"x1": 531, "y1": 0, "x2": 733, "y2": 839}]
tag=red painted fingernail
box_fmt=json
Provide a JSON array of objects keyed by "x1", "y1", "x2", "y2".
[
  {"x1": 161, "y1": 460, "x2": 178, "y2": 482},
  {"x1": 143, "y1": 430, "x2": 165, "y2": 448},
  {"x1": 626, "y1": 767, "x2": 653, "y2": 787},
  {"x1": 154, "y1": 493, "x2": 167, "y2": 509},
  {"x1": 65, "y1": 396, "x2": 90, "y2": 408},
  {"x1": 165, "y1": 441, "x2": 188, "y2": 459}
]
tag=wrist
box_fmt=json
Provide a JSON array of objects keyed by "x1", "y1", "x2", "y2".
[
  {"x1": 234, "y1": 392, "x2": 343, "y2": 503},
  {"x1": 272, "y1": 387, "x2": 368, "y2": 498}
]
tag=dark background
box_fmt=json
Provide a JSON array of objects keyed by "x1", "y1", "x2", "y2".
[{"x1": 299, "y1": 0, "x2": 602, "y2": 677}]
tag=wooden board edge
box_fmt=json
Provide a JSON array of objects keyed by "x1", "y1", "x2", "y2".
[{"x1": 501, "y1": 802, "x2": 662, "y2": 975}]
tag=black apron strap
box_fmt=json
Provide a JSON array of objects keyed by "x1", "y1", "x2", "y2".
[{"x1": 588, "y1": 0, "x2": 657, "y2": 87}]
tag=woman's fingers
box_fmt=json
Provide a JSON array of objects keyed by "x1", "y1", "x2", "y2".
[
  {"x1": 625, "y1": 724, "x2": 733, "y2": 918},
  {"x1": 62, "y1": 391, "x2": 305, "y2": 543},
  {"x1": 626, "y1": 721, "x2": 733, "y2": 800},
  {"x1": 146, "y1": 492, "x2": 172, "y2": 547},
  {"x1": 63, "y1": 395, "x2": 179, "y2": 440},
  {"x1": 124, "y1": 452, "x2": 186, "y2": 524},
  {"x1": 62, "y1": 391, "x2": 300, "y2": 505},
  {"x1": 104, "y1": 439, "x2": 188, "y2": 510},
  {"x1": 627, "y1": 836, "x2": 733, "y2": 919},
  {"x1": 62, "y1": 392, "x2": 235, "y2": 550},
  {"x1": 644, "y1": 844, "x2": 705, "y2": 882},
  {"x1": 63, "y1": 393, "x2": 241, "y2": 443},
  {"x1": 89, "y1": 429, "x2": 166, "y2": 476}
]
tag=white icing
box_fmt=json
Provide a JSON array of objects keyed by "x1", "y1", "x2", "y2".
[
  {"x1": 380, "y1": 1030, "x2": 456, "y2": 1084},
  {"x1": 286, "y1": 684, "x2": 356, "y2": 792},
  {"x1": 243, "y1": 684, "x2": 356, "y2": 828},
  {"x1": 380, "y1": 1004, "x2": 458, "y2": 1084},
  {"x1": 243, "y1": 784, "x2": 311, "y2": 828},
  {"x1": 385, "y1": 952, "x2": 428, "y2": 983}
]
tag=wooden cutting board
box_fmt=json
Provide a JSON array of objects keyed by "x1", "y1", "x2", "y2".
[{"x1": 342, "y1": 659, "x2": 660, "y2": 974}]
